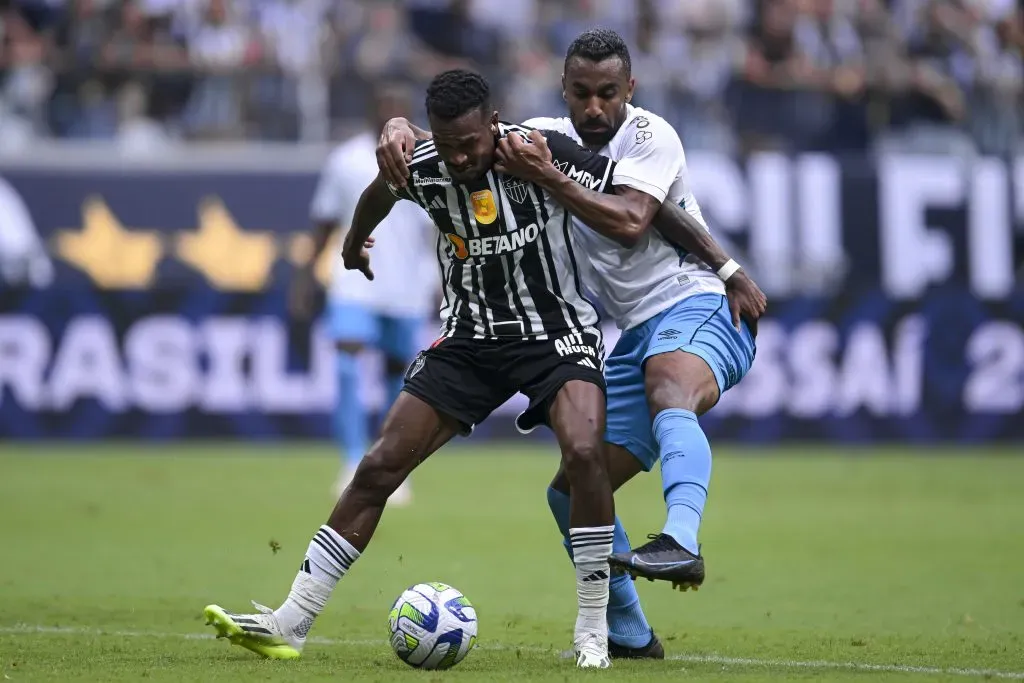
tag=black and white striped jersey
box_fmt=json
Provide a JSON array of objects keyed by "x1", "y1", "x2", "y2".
[{"x1": 387, "y1": 122, "x2": 616, "y2": 341}]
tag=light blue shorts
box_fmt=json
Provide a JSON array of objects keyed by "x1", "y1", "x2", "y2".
[
  {"x1": 327, "y1": 301, "x2": 424, "y2": 362},
  {"x1": 605, "y1": 293, "x2": 756, "y2": 471}
]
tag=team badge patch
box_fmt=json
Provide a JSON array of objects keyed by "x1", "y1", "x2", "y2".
[
  {"x1": 470, "y1": 190, "x2": 497, "y2": 224},
  {"x1": 406, "y1": 353, "x2": 426, "y2": 380},
  {"x1": 503, "y1": 178, "x2": 528, "y2": 204}
]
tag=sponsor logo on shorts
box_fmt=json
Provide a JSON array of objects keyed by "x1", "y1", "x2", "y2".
[
  {"x1": 554, "y1": 329, "x2": 602, "y2": 370},
  {"x1": 657, "y1": 328, "x2": 681, "y2": 341}
]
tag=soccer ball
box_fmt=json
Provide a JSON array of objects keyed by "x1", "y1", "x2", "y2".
[{"x1": 387, "y1": 582, "x2": 478, "y2": 670}]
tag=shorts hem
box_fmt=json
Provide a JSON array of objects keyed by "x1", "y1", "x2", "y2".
[
  {"x1": 643, "y1": 344, "x2": 727, "y2": 396},
  {"x1": 399, "y1": 386, "x2": 475, "y2": 437},
  {"x1": 516, "y1": 371, "x2": 607, "y2": 434},
  {"x1": 605, "y1": 433, "x2": 656, "y2": 472}
]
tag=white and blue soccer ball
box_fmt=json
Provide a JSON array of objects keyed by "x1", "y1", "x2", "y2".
[{"x1": 387, "y1": 582, "x2": 478, "y2": 670}]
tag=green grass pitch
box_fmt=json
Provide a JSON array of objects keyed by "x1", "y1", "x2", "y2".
[{"x1": 1, "y1": 443, "x2": 1023, "y2": 681}]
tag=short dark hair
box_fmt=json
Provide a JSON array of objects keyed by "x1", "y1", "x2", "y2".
[
  {"x1": 564, "y1": 28, "x2": 632, "y2": 74},
  {"x1": 425, "y1": 69, "x2": 491, "y2": 121}
]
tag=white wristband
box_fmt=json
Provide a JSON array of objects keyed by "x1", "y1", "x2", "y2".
[{"x1": 717, "y1": 259, "x2": 741, "y2": 282}]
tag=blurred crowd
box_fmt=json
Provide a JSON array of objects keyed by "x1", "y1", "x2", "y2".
[{"x1": 0, "y1": 0, "x2": 1021, "y2": 155}]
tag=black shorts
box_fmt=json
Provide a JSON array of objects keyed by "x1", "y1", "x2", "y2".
[{"x1": 401, "y1": 327, "x2": 606, "y2": 435}]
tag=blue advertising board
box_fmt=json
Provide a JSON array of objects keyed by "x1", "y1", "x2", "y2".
[{"x1": 0, "y1": 152, "x2": 1021, "y2": 441}]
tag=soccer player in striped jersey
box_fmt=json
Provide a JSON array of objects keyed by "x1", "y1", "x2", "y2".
[
  {"x1": 377, "y1": 30, "x2": 768, "y2": 660},
  {"x1": 204, "y1": 69, "x2": 624, "y2": 669}
]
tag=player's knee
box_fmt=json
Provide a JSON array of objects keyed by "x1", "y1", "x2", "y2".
[
  {"x1": 644, "y1": 352, "x2": 719, "y2": 416},
  {"x1": 560, "y1": 438, "x2": 606, "y2": 479}
]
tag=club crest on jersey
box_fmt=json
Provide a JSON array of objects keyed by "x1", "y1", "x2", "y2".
[
  {"x1": 503, "y1": 178, "x2": 529, "y2": 204},
  {"x1": 470, "y1": 190, "x2": 497, "y2": 224}
]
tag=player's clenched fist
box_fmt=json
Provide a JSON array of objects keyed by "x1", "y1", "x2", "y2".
[{"x1": 494, "y1": 130, "x2": 554, "y2": 183}]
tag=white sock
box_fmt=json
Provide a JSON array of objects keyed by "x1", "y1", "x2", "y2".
[
  {"x1": 274, "y1": 525, "x2": 360, "y2": 634},
  {"x1": 569, "y1": 526, "x2": 613, "y2": 644}
]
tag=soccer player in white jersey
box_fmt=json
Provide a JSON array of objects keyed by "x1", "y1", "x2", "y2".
[
  {"x1": 290, "y1": 85, "x2": 436, "y2": 504},
  {"x1": 377, "y1": 29, "x2": 767, "y2": 659}
]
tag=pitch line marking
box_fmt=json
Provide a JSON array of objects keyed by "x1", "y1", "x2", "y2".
[{"x1": 1, "y1": 624, "x2": 1022, "y2": 680}]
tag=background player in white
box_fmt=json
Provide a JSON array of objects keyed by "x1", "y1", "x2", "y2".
[
  {"x1": 377, "y1": 29, "x2": 767, "y2": 658},
  {"x1": 291, "y1": 84, "x2": 435, "y2": 504}
]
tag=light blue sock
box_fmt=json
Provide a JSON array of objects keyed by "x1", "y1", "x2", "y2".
[
  {"x1": 656, "y1": 409, "x2": 711, "y2": 555},
  {"x1": 335, "y1": 351, "x2": 367, "y2": 469},
  {"x1": 546, "y1": 487, "x2": 652, "y2": 649}
]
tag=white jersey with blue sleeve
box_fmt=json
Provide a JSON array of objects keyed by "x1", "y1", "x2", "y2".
[
  {"x1": 311, "y1": 132, "x2": 436, "y2": 318},
  {"x1": 524, "y1": 106, "x2": 724, "y2": 331}
]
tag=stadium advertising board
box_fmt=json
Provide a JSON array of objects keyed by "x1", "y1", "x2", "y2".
[{"x1": 0, "y1": 152, "x2": 1021, "y2": 441}]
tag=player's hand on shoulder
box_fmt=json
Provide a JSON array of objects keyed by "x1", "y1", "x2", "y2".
[
  {"x1": 377, "y1": 118, "x2": 417, "y2": 189},
  {"x1": 494, "y1": 130, "x2": 553, "y2": 183},
  {"x1": 725, "y1": 269, "x2": 767, "y2": 334}
]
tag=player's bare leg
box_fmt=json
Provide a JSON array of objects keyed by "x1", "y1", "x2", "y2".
[
  {"x1": 547, "y1": 445, "x2": 663, "y2": 658},
  {"x1": 548, "y1": 380, "x2": 615, "y2": 668},
  {"x1": 203, "y1": 392, "x2": 460, "y2": 659},
  {"x1": 608, "y1": 351, "x2": 718, "y2": 591},
  {"x1": 382, "y1": 354, "x2": 417, "y2": 505}
]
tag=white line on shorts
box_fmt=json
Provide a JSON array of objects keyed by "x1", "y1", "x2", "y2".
[{"x1": 1, "y1": 624, "x2": 1022, "y2": 679}]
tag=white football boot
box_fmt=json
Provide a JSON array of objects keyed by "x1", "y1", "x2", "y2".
[{"x1": 574, "y1": 631, "x2": 611, "y2": 669}]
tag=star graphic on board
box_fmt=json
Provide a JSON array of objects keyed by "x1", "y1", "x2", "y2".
[
  {"x1": 176, "y1": 197, "x2": 277, "y2": 291},
  {"x1": 52, "y1": 197, "x2": 163, "y2": 289}
]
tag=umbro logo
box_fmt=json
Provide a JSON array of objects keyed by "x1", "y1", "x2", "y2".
[
  {"x1": 553, "y1": 160, "x2": 568, "y2": 174},
  {"x1": 657, "y1": 329, "x2": 681, "y2": 341},
  {"x1": 582, "y1": 570, "x2": 608, "y2": 582}
]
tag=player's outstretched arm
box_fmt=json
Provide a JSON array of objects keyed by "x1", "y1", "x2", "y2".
[
  {"x1": 342, "y1": 174, "x2": 400, "y2": 281},
  {"x1": 376, "y1": 117, "x2": 433, "y2": 189},
  {"x1": 495, "y1": 130, "x2": 658, "y2": 248},
  {"x1": 653, "y1": 202, "x2": 768, "y2": 331}
]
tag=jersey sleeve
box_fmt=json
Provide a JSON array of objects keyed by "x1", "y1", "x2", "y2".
[
  {"x1": 522, "y1": 116, "x2": 569, "y2": 134},
  {"x1": 384, "y1": 179, "x2": 415, "y2": 202},
  {"x1": 610, "y1": 114, "x2": 684, "y2": 203},
  {"x1": 541, "y1": 130, "x2": 617, "y2": 195}
]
